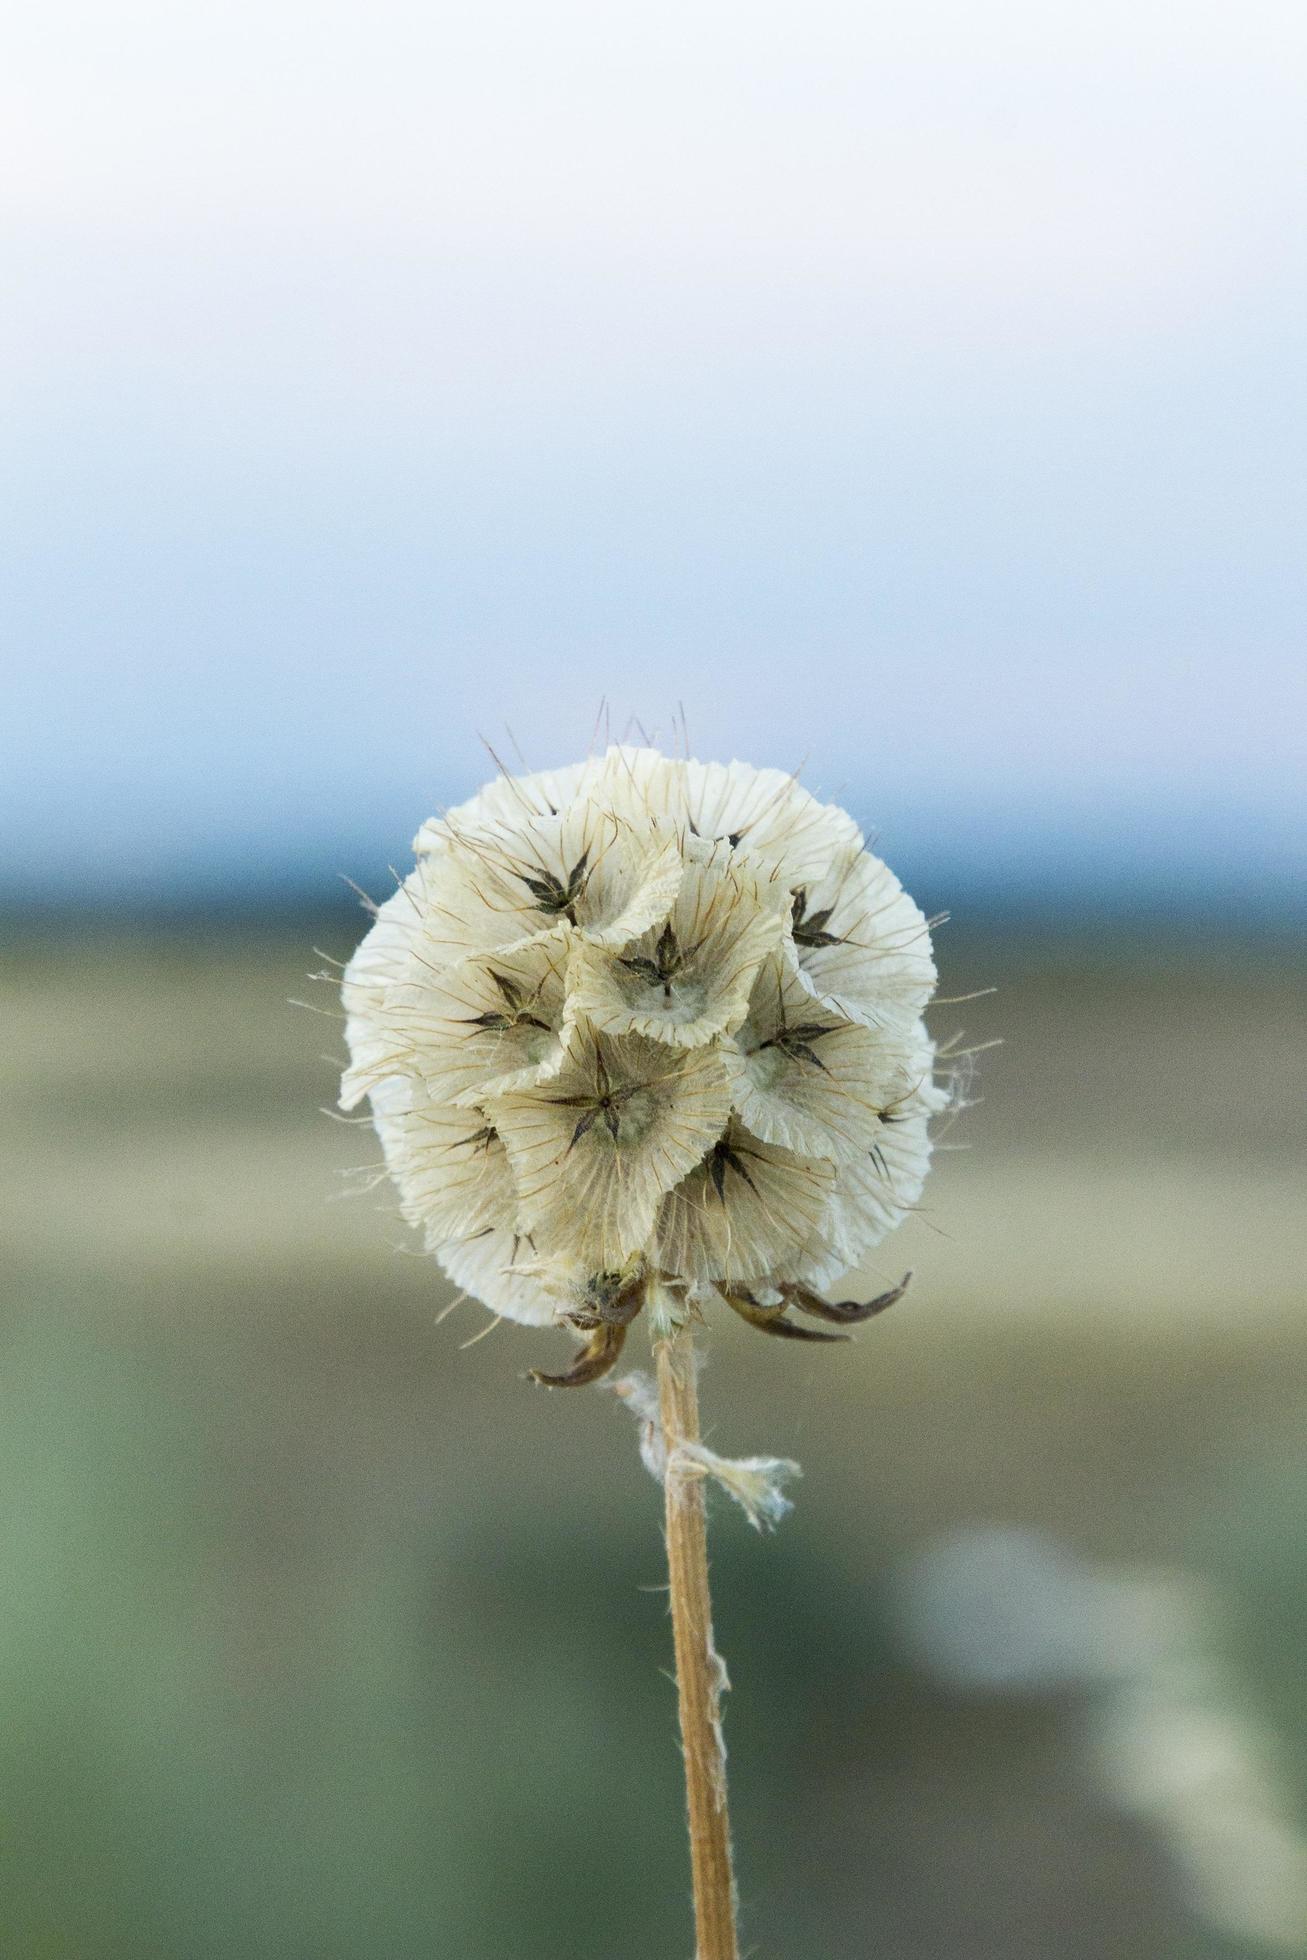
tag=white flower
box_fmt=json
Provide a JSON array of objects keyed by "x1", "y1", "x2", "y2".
[
  {"x1": 340, "y1": 744, "x2": 952, "y2": 1378},
  {"x1": 404, "y1": 801, "x2": 684, "y2": 968},
  {"x1": 568, "y1": 847, "x2": 782, "y2": 1049},
  {"x1": 384, "y1": 934, "x2": 576, "y2": 1106},
  {"x1": 722, "y1": 955, "x2": 896, "y2": 1162},
  {"x1": 654, "y1": 1118, "x2": 838, "y2": 1290},
  {"x1": 787, "y1": 845, "x2": 936, "y2": 1024},
  {"x1": 487, "y1": 1024, "x2": 733, "y2": 1273}
]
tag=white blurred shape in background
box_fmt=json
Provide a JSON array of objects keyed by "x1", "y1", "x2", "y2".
[{"x1": 894, "y1": 1525, "x2": 1307, "y2": 1953}]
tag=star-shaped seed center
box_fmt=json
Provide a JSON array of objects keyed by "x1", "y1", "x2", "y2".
[
  {"x1": 790, "y1": 887, "x2": 846, "y2": 949},
  {"x1": 517, "y1": 848, "x2": 590, "y2": 924},
  {"x1": 617, "y1": 921, "x2": 702, "y2": 1003}
]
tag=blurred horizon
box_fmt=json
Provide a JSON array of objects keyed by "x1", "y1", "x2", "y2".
[
  {"x1": 11, "y1": 783, "x2": 1303, "y2": 931},
  {"x1": 11, "y1": 710, "x2": 1307, "y2": 922}
]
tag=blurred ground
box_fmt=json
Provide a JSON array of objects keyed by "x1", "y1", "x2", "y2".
[{"x1": 2, "y1": 913, "x2": 1305, "y2": 1959}]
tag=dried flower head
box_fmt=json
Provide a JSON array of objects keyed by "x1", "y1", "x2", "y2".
[{"x1": 340, "y1": 746, "x2": 949, "y2": 1381}]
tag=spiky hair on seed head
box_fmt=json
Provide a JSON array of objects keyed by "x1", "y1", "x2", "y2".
[{"x1": 339, "y1": 744, "x2": 951, "y2": 1375}]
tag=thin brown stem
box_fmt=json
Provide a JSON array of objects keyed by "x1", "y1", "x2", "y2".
[{"x1": 656, "y1": 1321, "x2": 739, "y2": 1960}]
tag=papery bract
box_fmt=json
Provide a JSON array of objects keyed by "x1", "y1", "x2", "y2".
[{"x1": 341, "y1": 746, "x2": 949, "y2": 1356}]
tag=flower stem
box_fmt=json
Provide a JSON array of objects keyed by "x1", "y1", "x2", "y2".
[{"x1": 655, "y1": 1322, "x2": 740, "y2": 1960}]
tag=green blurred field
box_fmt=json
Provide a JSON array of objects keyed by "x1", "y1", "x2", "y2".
[{"x1": 3, "y1": 917, "x2": 1305, "y2": 1958}]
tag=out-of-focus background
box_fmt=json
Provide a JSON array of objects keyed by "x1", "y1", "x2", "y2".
[{"x1": 4, "y1": 1, "x2": 1306, "y2": 1955}]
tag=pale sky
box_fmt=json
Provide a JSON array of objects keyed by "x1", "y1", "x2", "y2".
[{"x1": 5, "y1": 0, "x2": 1305, "y2": 902}]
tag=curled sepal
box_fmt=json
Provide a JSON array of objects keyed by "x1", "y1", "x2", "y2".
[
  {"x1": 783, "y1": 1271, "x2": 912, "y2": 1323},
  {"x1": 562, "y1": 1257, "x2": 650, "y2": 1330},
  {"x1": 529, "y1": 1319, "x2": 628, "y2": 1388},
  {"x1": 719, "y1": 1289, "x2": 849, "y2": 1344}
]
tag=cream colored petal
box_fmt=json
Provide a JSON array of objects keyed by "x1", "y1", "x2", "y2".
[
  {"x1": 680, "y1": 831, "x2": 794, "y2": 919},
  {"x1": 654, "y1": 1119, "x2": 836, "y2": 1290},
  {"x1": 401, "y1": 827, "x2": 568, "y2": 968},
  {"x1": 568, "y1": 853, "x2": 780, "y2": 1048},
  {"x1": 413, "y1": 757, "x2": 601, "y2": 854},
  {"x1": 812, "y1": 1028, "x2": 950, "y2": 1270},
  {"x1": 415, "y1": 803, "x2": 616, "y2": 965},
  {"x1": 564, "y1": 812, "x2": 684, "y2": 951},
  {"x1": 487, "y1": 1028, "x2": 732, "y2": 1271},
  {"x1": 419, "y1": 745, "x2": 684, "y2": 851},
  {"x1": 339, "y1": 871, "x2": 433, "y2": 1110},
  {"x1": 384, "y1": 935, "x2": 576, "y2": 1107},
  {"x1": 787, "y1": 845, "x2": 937, "y2": 1026},
  {"x1": 376, "y1": 1095, "x2": 521, "y2": 1249},
  {"x1": 436, "y1": 1225, "x2": 564, "y2": 1328},
  {"x1": 572, "y1": 745, "x2": 688, "y2": 826},
  {"x1": 680, "y1": 758, "x2": 863, "y2": 887},
  {"x1": 582, "y1": 748, "x2": 858, "y2": 894},
  {"x1": 410, "y1": 803, "x2": 682, "y2": 968},
  {"x1": 723, "y1": 958, "x2": 904, "y2": 1163}
]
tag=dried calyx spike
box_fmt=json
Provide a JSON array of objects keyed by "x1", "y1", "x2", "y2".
[{"x1": 339, "y1": 744, "x2": 949, "y2": 1376}]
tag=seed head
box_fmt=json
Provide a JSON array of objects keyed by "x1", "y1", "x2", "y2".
[{"x1": 340, "y1": 746, "x2": 950, "y2": 1376}]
